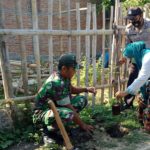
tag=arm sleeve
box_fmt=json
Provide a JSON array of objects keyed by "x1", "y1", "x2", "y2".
[{"x1": 125, "y1": 53, "x2": 150, "y2": 95}]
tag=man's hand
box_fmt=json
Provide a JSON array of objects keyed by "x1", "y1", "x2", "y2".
[
  {"x1": 118, "y1": 57, "x2": 127, "y2": 65},
  {"x1": 81, "y1": 123, "x2": 94, "y2": 132},
  {"x1": 87, "y1": 87, "x2": 97, "y2": 95},
  {"x1": 115, "y1": 91, "x2": 128, "y2": 99}
]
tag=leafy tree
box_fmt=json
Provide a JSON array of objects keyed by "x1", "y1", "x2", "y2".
[{"x1": 90, "y1": 0, "x2": 150, "y2": 14}]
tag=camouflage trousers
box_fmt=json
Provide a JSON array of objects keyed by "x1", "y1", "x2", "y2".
[{"x1": 33, "y1": 95, "x2": 87, "y2": 131}]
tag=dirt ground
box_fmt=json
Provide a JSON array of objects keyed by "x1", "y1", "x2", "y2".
[{"x1": 8, "y1": 123, "x2": 150, "y2": 150}]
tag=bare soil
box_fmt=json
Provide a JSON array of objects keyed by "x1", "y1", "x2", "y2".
[{"x1": 8, "y1": 123, "x2": 150, "y2": 150}]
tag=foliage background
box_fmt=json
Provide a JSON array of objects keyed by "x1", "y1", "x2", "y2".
[{"x1": 90, "y1": 0, "x2": 150, "y2": 14}]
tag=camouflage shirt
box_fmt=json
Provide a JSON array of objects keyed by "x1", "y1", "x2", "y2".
[
  {"x1": 125, "y1": 18, "x2": 150, "y2": 48},
  {"x1": 35, "y1": 72, "x2": 71, "y2": 110}
]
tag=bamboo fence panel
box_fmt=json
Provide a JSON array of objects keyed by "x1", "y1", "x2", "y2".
[
  {"x1": 92, "y1": 4, "x2": 97, "y2": 107},
  {"x1": 48, "y1": 0, "x2": 53, "y2": 74},
  {"x1": 85, "y1": 3, "x2": 91, "y2": 92},
  {"x1": 0, "y1": 1, "x2": 130, "y2": 104},
  {"x1": 15, "y1": 0, "x2": 28, "y2": 94},
  {"x1": 76, "y1": 3, "x2": 81, "y2": 86},
  {"x1": 31, "y1": 0, "x2": 41, "y2": 88}
]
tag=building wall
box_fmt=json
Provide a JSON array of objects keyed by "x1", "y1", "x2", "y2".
[{"x1": 2, "y1": 0, "x2": 103, "y2": 62}]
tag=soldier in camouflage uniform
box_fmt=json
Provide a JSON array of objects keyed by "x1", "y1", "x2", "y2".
[
  {"x1": 119, "y1": 7, "x2": 150, "y2": 112},
  {"x1": 33, "y1": 53, "x2": 96, "y2": 133}
]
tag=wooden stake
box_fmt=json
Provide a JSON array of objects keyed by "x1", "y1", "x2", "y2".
[
  {"x1": 48, "y1": 100, "x2": 73, "y2": 150},
  {"x1": 31, "y1": 0, "x2": 41, "y2": 88},
  {"x1": 48, "y1": 0, "x2": 53, "y2": 74}
]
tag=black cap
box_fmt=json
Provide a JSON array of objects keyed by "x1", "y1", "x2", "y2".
[
  {"x1": 125, "y1": 7, "x2": 143, "y2": 20},
  {"x1": 58, "y1": 53, "x2": 80, "y2": 70}
]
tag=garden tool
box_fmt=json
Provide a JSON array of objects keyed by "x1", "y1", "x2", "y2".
[{"x1": 48, "y1": 100, "x2": 74, "y2": 150}]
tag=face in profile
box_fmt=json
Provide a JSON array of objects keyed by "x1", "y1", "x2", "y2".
[{"x1": 61, "y1": 66, "x2": 76, "y2": 79}]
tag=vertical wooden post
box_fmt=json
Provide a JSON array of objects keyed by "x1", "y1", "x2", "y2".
[
  {"x1": 48, "y1": 0, "x2": 53, "y2": 74},
  {"x1": 76, "y1": 3, "x2": 81, "y2": 86},
  {"x1": 31, "y1": 0, "x2": 41, "y2": 88},
  {"x1": 14, "y1": 0, "x2": 28, "y2": 94},
  {"x1": 0, "y1": 0, "x2": 14, "y2": 99},
  {"x1": 111, "y1": 0, "x2": 119, "y2": 96},
  {"x1": 92, "y1": 4, "x2": 97, "y2": 107},
  {"x1": 85, "y1": 3, "x2": 91, "y2": 91},
  {"x1": 100, "y1": 6, "x2": 106, "y2": 103},
  {"x1": 109, "y1": 6, "x2": 114, "y2": 99},
  {"x1": 59, "y1": 0, "x2": 63, "y2": 53},
  {"x1": 67, "y1": 0, "x2": 71, "y2": 52},
  {"x1": 0, "y1": 41, "x2": 14, "y2": 99}
]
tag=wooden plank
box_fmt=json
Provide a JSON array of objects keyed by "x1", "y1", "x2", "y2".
[
  {"x1": 76, "y1": 3, "x2": 81, "y2": 86},
  {"x1": 100, "y1": 6, "x2": 106, "y2": 103},
  {"x1": 85, "y1": 3, "x2": 91, "y2": 92},
  {"x1": 31, "y1": 0, "x2": 41, "y2": 88},
  {"x1": 92, "y1": 4, "x2": 97, "y2": 107},
  {"x1": 67, "y1": 0, "x2": 71, "y2": 52},
  {"x1": 48, "y1": 0, "x2": 53, "y2": 74},
  {"x1": 15, "y1": 0, "x2": 28, "y2": 94},
  {"x1": 0, "y1": 0, "x2": 14, "y2": 99}
]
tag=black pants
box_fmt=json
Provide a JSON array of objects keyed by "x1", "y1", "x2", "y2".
[{"x1": 124, "y1": 62, "x2": 139, "y2": 105}]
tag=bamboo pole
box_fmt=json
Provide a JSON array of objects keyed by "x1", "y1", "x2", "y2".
[
  {"x1": 14, "y1": 0, "x2": 28, "y2": 94},
  {"x1": 76, "y1": 3, "x2": 81, "y2": 86},
  {"x1": 108, "y1": 6, "x2": 114, "y2": 100},
  {"x1": 0, "y1": 0, "x2": 14, "y2": 99},
  {"x1": 31, "y1": 0, "x2": 41, "y2": 88},
  {"x1": 85, "y1": 3, "x2": 91, "y2": 95},
  {"x1": 100, "y1": 6, "x2": 106, "y2": 103},
  {"x1": 96, "y1": 78, "x2": 127, "y2": 89},
  {"x1": 114, "y1": 0, "x2": 120, "y2": 95},
  {"x1": 0, "y1": 95, "x2": 35, "y2": 105},
  {"x1": 92, "y1": 4, "x2": 97, "y2": 107},
  {"x1": 110, "y1": 0, "x2": 119, "y2": 96},
  {"x1": 59, "y1": 0, "x2": 63, "y2": 52},
  {"x1": 0, "y1": 29, "x2": 114, "y2": 36},
  {"x1": 48, "y1": 0, "x2": 53, "y2": 74},
  {"x1": 0, "y1": 41, "x2": 14, "y2": 99},
  {"x1": 67, "y1": 0, "x2": 71, "y2": 52}
]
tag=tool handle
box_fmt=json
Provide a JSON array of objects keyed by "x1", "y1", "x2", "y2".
[{"x1": 48, "y1": 100, "x2": 73, "y2": 150}]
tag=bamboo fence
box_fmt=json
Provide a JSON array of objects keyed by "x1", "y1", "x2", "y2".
[{"x1": 1, "y1": 0, "x2": 149, "y2": 105}]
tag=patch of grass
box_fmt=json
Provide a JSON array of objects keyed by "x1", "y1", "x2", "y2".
[
  {"x1": 80, "y1": 104, "x2": 141, "y2": 130},
  {"x1": 124, "y1": 130, "x2": 149, "y2": 144}
]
